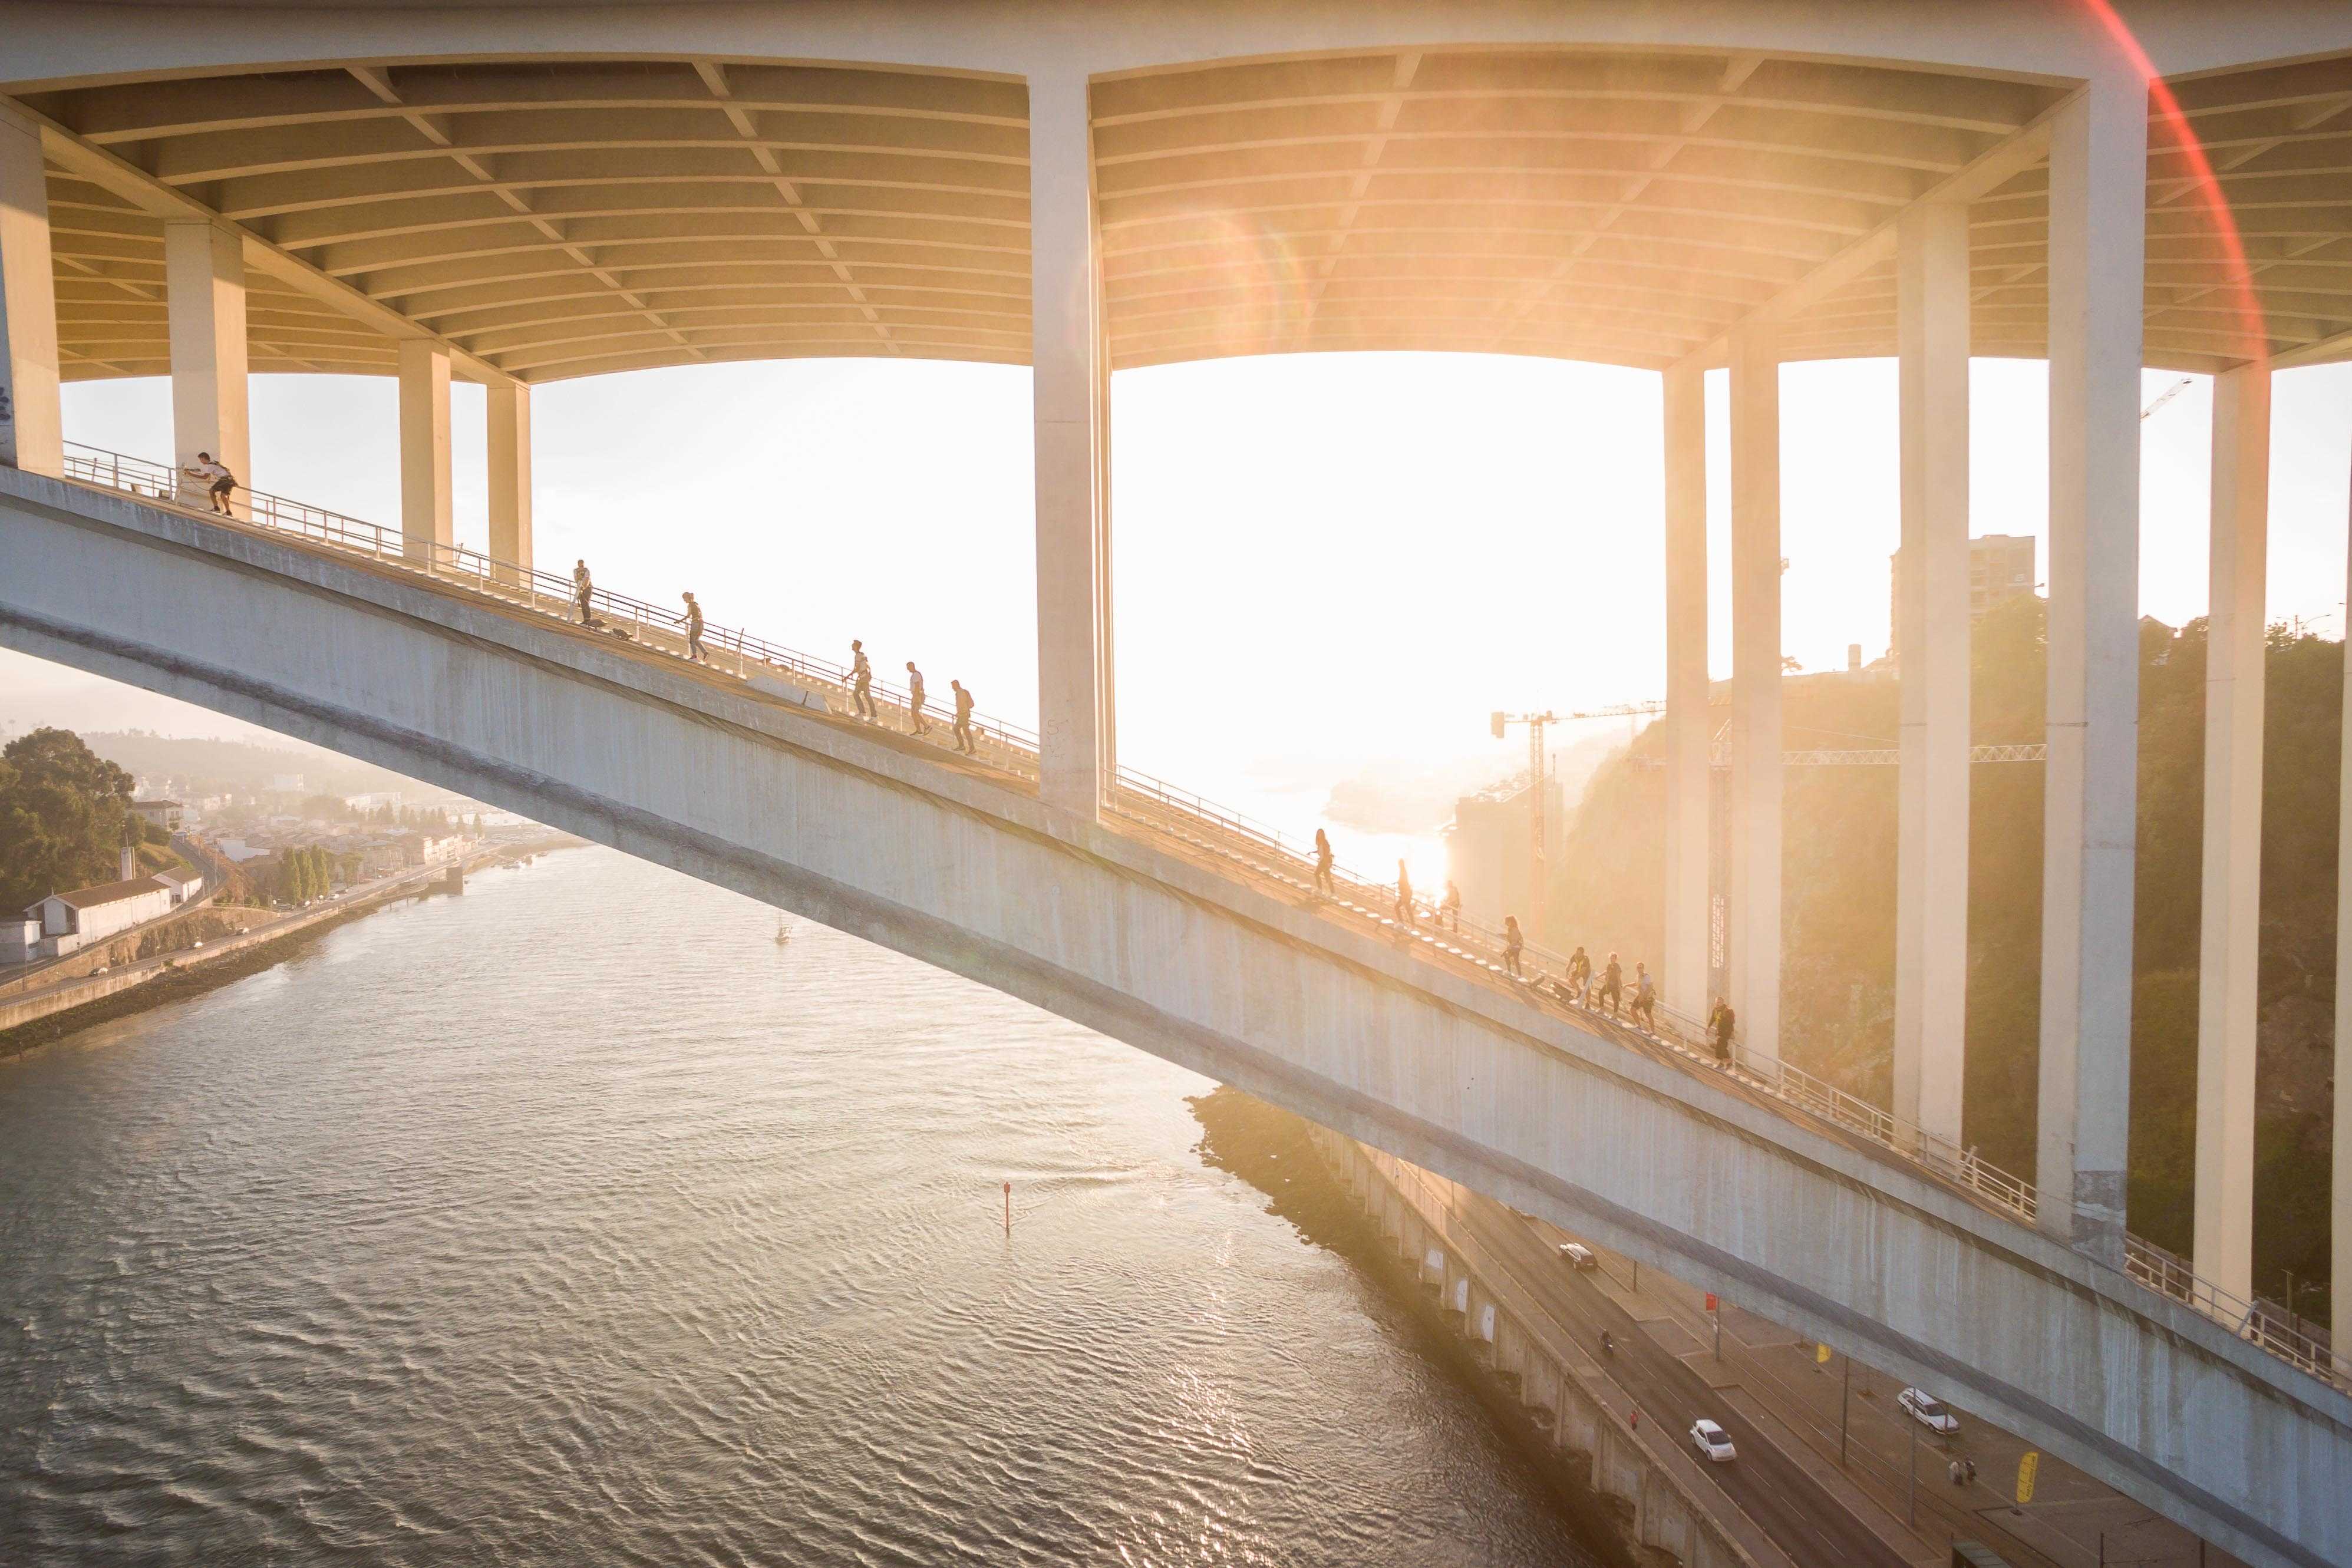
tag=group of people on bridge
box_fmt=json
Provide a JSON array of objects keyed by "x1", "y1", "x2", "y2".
[{"x1": 1302, "y1": 830, "x2": 1743, "y2": 1067}]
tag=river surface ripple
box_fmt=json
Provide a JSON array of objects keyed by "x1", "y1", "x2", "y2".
[{"x1": 1, "y1": 847, "x2": 1593, "y2": 1566}]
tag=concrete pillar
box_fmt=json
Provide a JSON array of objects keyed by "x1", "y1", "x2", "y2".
[
  {"x1": 2337, "y1": 449, "x2": 2352, "y2": 1365},
  {"x1": 486, "y1": 380, "x2": 532, "y2": 580},
  {"x1": 1661, "y1": 360, "x2": 1710, "y2": 1022},
  {"x1": 1029, "y1": 71, "x2": 1113, "y2": 818},
  {"x1": 397, "y1": 339, "x2": 452, "y2": 566},
  {"x1": 165, "y1": 221, "x2": 250, "y2": 507},
  {"x1": 1894, "y1": 200, "x2": 1972, "y2": 1149},
  {"x1": 0, "y1": 106, "x2": 62, "y2": 476},
  {"x1": 1728, "y1": 326, "x2": 1782, "y2": 1060},
  {"x1": 2194, "y1": 362, "x2": 2268, "y2": 1304},
  {"x1": 2036, "y1": 70, "x2": 2148, "y2": 1264}
]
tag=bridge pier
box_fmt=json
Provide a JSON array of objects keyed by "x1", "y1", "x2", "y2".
[
  {"x1": 1892, "y1": 198, "x2": 1972, "y2": 1151},
  {"x1": 1028, "y1": 71, "x2": 1114, "y2": 821},
  {"x1": 2196, "y1": 362, "x2": 2270, "y2": 1303},
  {"x1": 0, "y1": 104, "x2": 61, "y2": 477},
  {"x1": 164, "y1": 220, "x2": 250, "y2": 512},
  {"x1": 1660, "y1": 361, "x2": 1710, "y2": 1024},
  {"x1": 487, "y1": 381, "x2": 533, "y2": 580},
  {"x1": 2036, "y1": 67, "x2": 2148, "y2": 1266},
  {"x1": 398, "y1": 341, "x2": 453, "y2": 567},
  {"x1": 1728, "y1": 325, "x2": 1783, "y2": 1061}
]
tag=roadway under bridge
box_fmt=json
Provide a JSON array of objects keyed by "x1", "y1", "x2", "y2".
[{"x1": 3, "y1": 466, "x2": 2346, "y2": 1568}]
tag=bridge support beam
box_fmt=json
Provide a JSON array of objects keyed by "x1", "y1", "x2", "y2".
[
  {"x1": 2338, "y1": 454, "x2": 2352, "y2": 1367},
  {"x1": 0, "y1": 105, "x2": 61, "y2": 477},
  {"x1": 486, "y1": 380, "x2": 532, "y2": 582},
  {"x1": 165, "y1": 221, "x2": 250, "y2": 510},
  {"x1": 1894, "y1": 200, "x2": 1971, "y2": 1151},
  {"x1": 1728, "y1": 326, "x2": 1782, "y2": 1059},
  {"x1": 397, "y1": 339, "x2": 452, "y2": 567},
  {"x1": 1661, "y1": 361, "x2": 1710, "y2": 1024},
  {"x1": 1030, "y1": 71, "x2": 1113, "y2": 820},
  {"x1": 2037, "y1": 70, "x2": 2147, "y2": 1265},
  {"x1": 2195, "y1": 362, "x2": 2268, "y2": 1305}
]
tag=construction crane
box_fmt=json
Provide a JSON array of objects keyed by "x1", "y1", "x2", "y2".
[
  {"x1": 2142, "y1": 375, "x2": 2193, "y2": 420},
  {"x1": 1489, "y1": 710, "x2": 1559, "y2": 935}
]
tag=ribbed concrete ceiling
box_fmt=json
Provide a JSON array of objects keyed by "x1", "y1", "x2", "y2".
[
  {"x1": 15, "y1": 48, "x2": 2352, "y2": 382},
  {"x1": 21, "y1": 60, "x2": 1032, "y2": 382}
]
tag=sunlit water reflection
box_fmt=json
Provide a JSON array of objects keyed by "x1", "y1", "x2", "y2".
[{"x1": 1, "y1": 847, "x2": 1594, "y2": 1566}]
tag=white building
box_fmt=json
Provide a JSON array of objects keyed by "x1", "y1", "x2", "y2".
[
  {"x1": 155, "y1": 866, "x2": 204, "y2": 906},
  {"x1": 25, "y1": 875, "x2": 175, "y2": 959},
  {"x1": 132, "y1": 798, "x2": 184, "y2": 830},
  {"x1": 2, "y1": 916, "x2": 39, "y2": 964}
]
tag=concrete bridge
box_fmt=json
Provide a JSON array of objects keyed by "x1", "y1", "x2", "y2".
[
  {"x1": 5, "y1": 463, "x2": 2348, "y2": 1568},
  {"x1": 9, "y1": 4, "x2": 2352, "y2": 1563}
]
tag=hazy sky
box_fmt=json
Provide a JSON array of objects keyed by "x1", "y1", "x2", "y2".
[{"x1": 15, "y1": 350, "x2": 2352, "y2": 824}]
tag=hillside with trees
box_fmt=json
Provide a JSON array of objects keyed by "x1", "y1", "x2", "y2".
[
  {"x1": 1549, "y1": 594, "x2": 2340, "y2": 1322},
  {"x1": 0, "y1": 728, "x2": 143, "y2": 911}
]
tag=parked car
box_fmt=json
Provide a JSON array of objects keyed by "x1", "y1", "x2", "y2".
[
  {"x1": 1690, "y1": 1418, "x2": 1737, "y2": 1463},
  {"x1": 1899, "y1": 1387, "x2": 1961, "y2": 1435},
  {"x1": 1558, "y1": 1242, "x2": 1598, "y2": 1270}
]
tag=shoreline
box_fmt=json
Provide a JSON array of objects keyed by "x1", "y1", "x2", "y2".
[
  {"x1": 0, "y1": 836, "x2": 582, "y2": 1059},
  {"x1": 1188, "y1": 1085, "x2": 1632, "y2": 1568}
]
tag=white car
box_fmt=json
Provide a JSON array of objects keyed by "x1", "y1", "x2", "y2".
[
  {"x1": 1899, "y1": 1387, "x2": 1961, "y2": 1435},
  {"x1": 1690, "y1": 1418, "x2": 1737, "y2": 1463},
  {"x1": 1558, "y1": 1242, "x2": 1598, "y2": 1270}
]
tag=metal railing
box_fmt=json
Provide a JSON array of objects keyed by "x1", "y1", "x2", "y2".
[{"x1": 55, "y1": 440, "x2": 2345, "y2": 1391}]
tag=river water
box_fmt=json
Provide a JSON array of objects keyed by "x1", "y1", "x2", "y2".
[{"x1": 1, "y1": 848, "x2": 1596, "y2": 1566}]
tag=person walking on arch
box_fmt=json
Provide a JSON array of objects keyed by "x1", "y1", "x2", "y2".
[
  {"x1": 849, "y1": 639, "x2": 876, "y2": 721},
  {"x1": 678, "y1": 591, "x2": 707, "y2": 663},
  {"x1": 905, "y1": 661, "x2": 929, "y2": 735},
  {"x1": 1597, "y1": 951, "x2": 1624, "y2": 1017},
  {"x1": 1629, "y1": 962, "x2": 1657, "y2": 1031},
  {"x1": 1311, "y1": 829, "x2": 1335, "y2": 897},
  {"x1": 1441, "y1": 880, "x2": 1462, "y2": 933},
  {"x1": 573, "y1": 559, "x2": 595, "y2": 626},
  {"x1": 951, "y1": 679, "x2": 977, "y2": 755},
  {"x1": 1502, "y1": 915, "x2": 1525, "y2": 978},
  {"x1": 1394, "y1": 860, "x2": 1416, "y2": 929},
  {"x1": 186, "y1": 451, "x2": 236, "y2": 516},
  {"x1": 1566, "y1": 944, "x2": 1592, "y2": 1005},
  {"x1": 1708, "y1": 996, "x2": 1736, "y2": 1067}
]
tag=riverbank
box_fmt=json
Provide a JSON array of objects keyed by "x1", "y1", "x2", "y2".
[
  {"x1": 0, "y1": 834, "x2": 580, "y2": 1055},
  {"x1": 1190, "y1": 1087, "x2": 1631, "y2": 1567}
]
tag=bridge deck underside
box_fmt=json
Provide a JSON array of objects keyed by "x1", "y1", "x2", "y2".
[{"x1": 13, "y1": 44, "x2": 2352, "y2": 381}]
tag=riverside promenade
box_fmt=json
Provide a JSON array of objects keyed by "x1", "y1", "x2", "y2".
[{"x1": 0, "y1": 839, "x2": 569, "y2": 1042}]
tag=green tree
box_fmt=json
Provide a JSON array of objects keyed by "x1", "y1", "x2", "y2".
[{"x1": 0, "y1": 728, "x2": 137, "y2": 910}]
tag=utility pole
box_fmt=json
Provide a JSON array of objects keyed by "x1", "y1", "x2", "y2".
[
  {"x1": 1839, "y1": 1357, "x2": 1852, "y2": 1467},
  {"x1": 1490, "y1": 711, "x2": 1556, "y2": 938}
]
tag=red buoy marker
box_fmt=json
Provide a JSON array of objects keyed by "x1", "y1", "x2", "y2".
[{"x1": 1003, "y1": 1180, "x2": 1011, "y2": 1233}]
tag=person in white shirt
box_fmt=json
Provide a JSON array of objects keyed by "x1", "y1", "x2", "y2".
[{"x1": 185, "y1": 451, "x2": 235, "y2": 515}]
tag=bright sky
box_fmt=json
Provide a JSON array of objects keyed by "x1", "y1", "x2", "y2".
[{"x1": 18, "y1": 350, "x2": 2352, "y2": 866}]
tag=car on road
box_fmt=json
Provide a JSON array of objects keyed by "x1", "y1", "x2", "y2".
[
  {"x1": 1558, "y1": 1242, "x2": 1598, "y2": 1270},
  {"x1": 1898, "y1": 1387, "x2": 1961, "y2": 1435},
  {"x1": 1689, "y1": 1418, "x2": 1737, "y2": 1463}
]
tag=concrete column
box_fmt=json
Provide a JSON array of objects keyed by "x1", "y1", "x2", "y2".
[
  {"x1": 1662, "y1": 361, "x2": 1710, "y2": 1022},
  {"x1": 1728, "y1": 327, "x2": 1782, "y2": 1060},
  {"x1": 397, "y1": 339, "x2": 452, "y2": 566},
  {"x1": 2337, "y1": 447, "x2": 2352, "y2": 1364},
  {"x1": 1893, "y1": 201, "x2": 1972, "y2": 1150},
  {"x1": 2194, "y1": 363, "x2": 2268, "y2": 1305},
  {"x1": 486, "y1": 380, "x2": 532, "y2": 580},
  {"x1": 1029, "y1": 71, "x2": 1113, "y2": 818},
  {"x1": 0, "y1": 106, "x2": 62, "y2": 476},
  {"x1": 165, "y1": 221, "x2": 250, "y2": 507},
  {"x1": 2037, "y1": 70, "x2": 2148, "y2": 1264}
]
